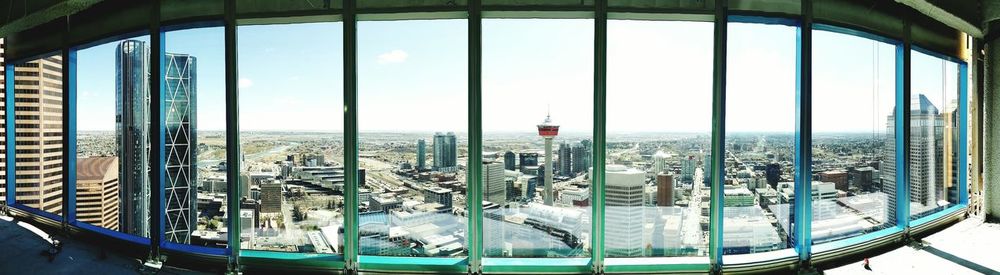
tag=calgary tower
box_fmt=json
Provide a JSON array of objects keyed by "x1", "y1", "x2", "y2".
[{"x1": 537, "y1": 110, "x2": 560, "y2": 206}]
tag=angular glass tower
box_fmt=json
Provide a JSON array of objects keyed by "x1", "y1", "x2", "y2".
[
  {"x1": 116, "y1": 40, "x2": 151, "y2": 237},
  {"x1": 164, "y1": 53, "x2": 197, "y2": 244}
]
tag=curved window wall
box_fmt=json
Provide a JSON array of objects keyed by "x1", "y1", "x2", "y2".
[{"x1": 0, "y1": 2, "x2": 973, "y2": 273}]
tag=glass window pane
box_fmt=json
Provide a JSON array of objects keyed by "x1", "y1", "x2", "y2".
[
  {"x1": 723, "y1": 23, "x2": 796, "y2": 255},
  {"x1": 482, "y1": 19, "x2": 593, "y2": 258},
  {"x1": 164, "y1": 26, "x2": 226, "y2": 247},
  {"x1": 909, "y1": 50, "x2": 961, "y2": 220},
  {"x1": 237, "y1": 22, "x2": 344, "y2": 254},
  {"x1": 13, "y1": 53, "x2": 65, "y2": 217},
  {"x1": 77, "y1": 35, "x2": 152, "y2": 234},
  {"x1": 357, "y1": 19, "x2": 468, "y2": 257},
  {"x1": 811, "y1": 30, "x2": 896, "y2": 244},
  {"x1": 605, "y1": 20, "x2": 712, "y2": 257}
]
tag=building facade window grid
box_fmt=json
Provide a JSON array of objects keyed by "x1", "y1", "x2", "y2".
[{"x1": 0, "y1": 12, "x2": 971, "y2": 273}]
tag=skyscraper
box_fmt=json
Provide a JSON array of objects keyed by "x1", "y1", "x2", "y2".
[
  {"x1": 117, "y1": 40, "x2": 151, "y2": 237},
  {"x1": 432, "y1": 132, "x2": 457, "y2": 172},
  {"x1": 883, "y1": 94, "x2": 942, "y2": 223},
  {"x1": 605, "y1": 165, "x2": 645, "y2": 257},
  {"x1": 8, "y1": 54, "x2": 64, "y2": 214},
  {"x1": 503, "y1": 151, "x2": 516, "y2": 171},
  {"x1": 558, "y1": 143, "x2": 573, "y2": 176},
  {"x1": 910, "y1": 94, "x2": 941, "y2": 210},
  {"x1": 703, "y1": 153, "x2": 712, "y2": 186},
  {"x1": 537, "y1": 113, "x2": 560, "y2": 206},
  {"x1": 518, "y1": 152, "x2": 538, "y2": 172},
  {"x1": 571, "y1": 141, "x2": 590, "y2": 174},
  {"x1": 77, "y1": 157, "x2": 120, "y2": 230},
  {"x1": 653, "y1": 151, "x2": 670, "y2": 174},
  {"x1": 656, "y1": 173, "x2": 673, "y2": 207},
  {"x1": 164, "y1": 53, "x2": 197, "y2": 244},
  {"x1": 424, "y1": 187, "x2": 453, "y2": 209},
  {"x1": 417, "y1": 139, "x2": 426, "y2": 170},
  {"x1": 765, "y1": 163, "x2": 781, "y2": 189},
  {"x1": 484, "y1": 160, "x2": 506, "y2": 204},
  {"x1": 680, "y1": 155, "x2": 696, "y2": 183}
]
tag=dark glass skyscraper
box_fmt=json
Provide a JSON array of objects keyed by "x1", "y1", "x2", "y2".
[
  {"x1": 432, "y1": 132, "x2": 457, "y2": 172},
  {"x1": 558, "y1": 142, "x2": 573, "y2": 176},
  {"x1": 572, "y1": 140, "x2": 591, "y2": 174},
  {"x1": 417, "y1": 139, "x2": 426, "y2": 170},
  {"x1": 503, "y1": 151, "x2": 516, "y2": 171},
  {"x1": 117, "y1": 40, "x2": 151, "y2": 237}
]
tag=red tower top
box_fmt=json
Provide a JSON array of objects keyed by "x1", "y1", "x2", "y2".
[{"x1": 537, "y1": 112, "x2": 560, "y2": 137}]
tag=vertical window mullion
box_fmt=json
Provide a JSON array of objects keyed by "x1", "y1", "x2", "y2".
[
  {"x1": 343, "y1": 0, "x2": 360, "y2": 272},
  {"x1": 467, "y1": 0, "x2": 484, "y2": 273},
  {"x1": 897, "y1": 22, "x2": 912, "y2": 229},
  {"x1": 592, "y1": 0, "x2": 607, "y2": 273},
  {"x1": 149, "y1": 0, "x2": 165, "y2": 260},
  {"x1": 61, "y1": 46, "x2": 77, "y2": 227},
  {"x1": 708, "y1": 0, "x2": 727, "y2": 270},
  {"x1": 793, "y1": 0, "x2": 814, "y2": 264},
  {"x1": 958, "y1": 62, "x2": 969, "y2": 206},
  {"x1": 223, "y1": 0, "x2": 241, "y2": 270}
]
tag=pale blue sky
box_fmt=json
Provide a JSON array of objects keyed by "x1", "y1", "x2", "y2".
[{"x1": 75, "y1": 19, "x2": 962, "y2": 133}]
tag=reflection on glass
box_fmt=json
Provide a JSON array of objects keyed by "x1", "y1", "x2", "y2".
[
  {"x1": 164, "y1": 26, "x2": 227, "y2": 247},
  {"x1": 357, "y1": 19, "x2": 468, "y2": 257},
  {"x1": 237, "y1": 22, "x2": 344, "y2": 254},
  {"x1": 723, "y1": 23, "x2": 795, "y2": 255},
  {"x1": 909, "y1": 50, "x2": 961, "y2": 219},
  {"x1": 811, "y1": 30, "x2": 896, "y2": 244},
  {"x1": 482, "y1": 19, "x2": 592, "y2": 258},
  {"x1": 13, "y1": 54, "x2": 65, "y2": 216},
  {"x1": 605, "y1": 20, "x2": 712, "y2": 257}
]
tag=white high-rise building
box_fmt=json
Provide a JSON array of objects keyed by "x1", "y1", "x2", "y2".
[
  {"x1": 653, "y1": 151, "x2": 670, "y2": 174},
  {"x1": 604, "y1": 165, "x2": 646, "y2": 257}
]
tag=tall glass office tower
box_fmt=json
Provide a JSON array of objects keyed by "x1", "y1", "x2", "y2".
[
  {"x1": 432, "y1": 132, "x2": 457, "y2": 172},
  {"x1": 164, "y1": 53, "x2": 197, "y2": 244},
  {"x1": 116, "y1": 40, "x2": 151, "y2": 237}
]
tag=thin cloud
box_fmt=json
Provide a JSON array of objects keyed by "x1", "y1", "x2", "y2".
[
  {"x1": 239, "y1": 77, "x2": 253, "y2": 89},
  {"x1": 377, "y1": 50, "x2": 408, "y2": 64}
]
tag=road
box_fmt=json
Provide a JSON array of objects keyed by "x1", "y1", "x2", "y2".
[{"x1": 682, "y1": 167, "x2": 707, "y2": 249}]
